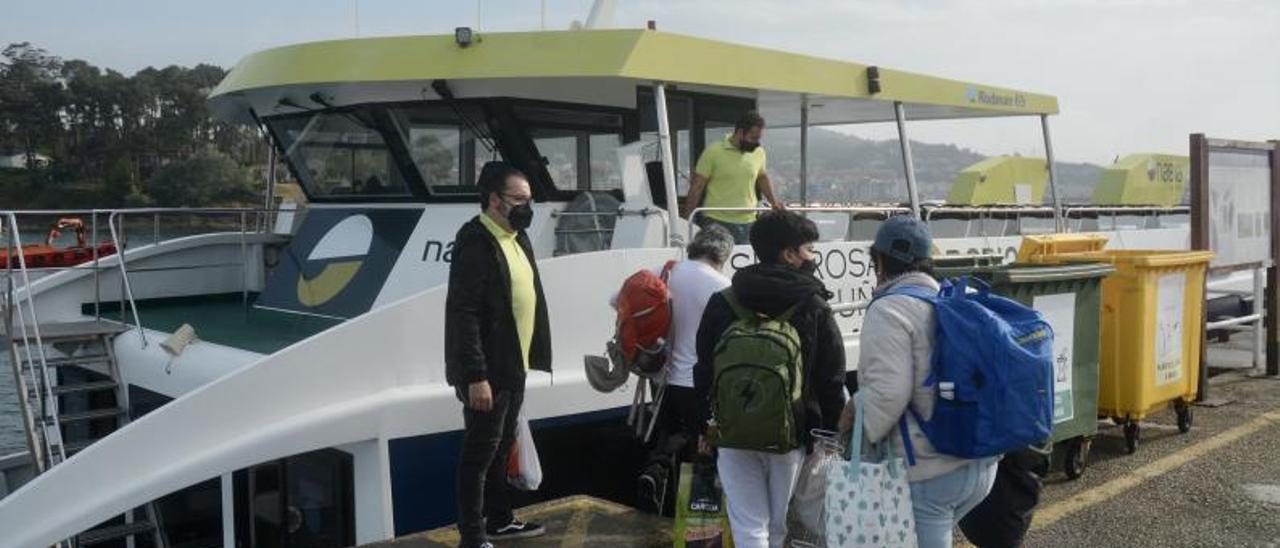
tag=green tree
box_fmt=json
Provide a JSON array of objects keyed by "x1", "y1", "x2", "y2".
[
  {"x1": 145, "y1": 148, "x2": 258, "y2": 207},
  {"x1": 0, "y1": 43, "x2": 64, "y2": 170}
]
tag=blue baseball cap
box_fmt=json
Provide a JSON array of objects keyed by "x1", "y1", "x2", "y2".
[{"x1": 872, "y1": 216, "x2": 932, "y2": 263}]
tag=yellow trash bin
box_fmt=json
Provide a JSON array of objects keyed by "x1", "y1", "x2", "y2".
[{"x1": 1018, "y1": 234, "x2": 1214, "y2": 454}]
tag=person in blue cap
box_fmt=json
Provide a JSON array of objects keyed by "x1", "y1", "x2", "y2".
[{"x1": 840, "y1": 215, "x2": 998, "y2": 548}]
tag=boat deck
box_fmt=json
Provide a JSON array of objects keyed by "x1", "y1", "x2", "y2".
[
  {"x1": 89, "y1": 293, "x2": 340, "y2": 354},
  {"x1": 358, "y1": 496, "x2": 669, "y2": 548}
]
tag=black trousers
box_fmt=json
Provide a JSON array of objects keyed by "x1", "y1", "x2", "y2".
[
  {"x1": 651, "y1": 385, "x2": 702, "y2": 462},
  {"x1": 456, "y1": 387, "x2": 524, "y2": 547}
]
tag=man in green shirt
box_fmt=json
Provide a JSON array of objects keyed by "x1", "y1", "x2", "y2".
[{"x1": 683, "y1": 111, "x2": 784, "y2": 244}]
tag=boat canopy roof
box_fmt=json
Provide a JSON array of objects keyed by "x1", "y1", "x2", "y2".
[{"x1": 209, "y1": 29, "x2": 1058, "y2": 125}]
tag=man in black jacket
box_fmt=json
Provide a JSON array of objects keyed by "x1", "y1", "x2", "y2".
[
  {"x1": 694, "y1": 210, "x2": 846, "y2": 548},
  {"x1": 445, "y1": 162, "x2": 552, "y2": 548}
]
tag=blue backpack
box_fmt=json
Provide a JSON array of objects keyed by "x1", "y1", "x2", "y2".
[{"x1": 875, "y1": 276, "x2": 1055, "y2": 459}]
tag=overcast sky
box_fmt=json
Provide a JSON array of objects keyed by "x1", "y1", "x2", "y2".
[{"x1": 3, "y1": 0, "x2": 1276, "y2": 164}]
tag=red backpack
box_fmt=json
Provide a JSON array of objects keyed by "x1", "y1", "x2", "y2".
[{"x1": 612, "y1": 261, "x2": 677, "y2": 375}]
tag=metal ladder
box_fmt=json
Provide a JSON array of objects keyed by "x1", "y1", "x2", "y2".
[{"x1": 6, "y1": 319, "x2": 168, "y2": 548}]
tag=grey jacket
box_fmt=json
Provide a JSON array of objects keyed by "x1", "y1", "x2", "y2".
[{"x1": 857, "y1": 272, "x2": 971, "y2": 482}]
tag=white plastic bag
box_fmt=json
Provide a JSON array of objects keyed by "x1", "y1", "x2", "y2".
[
  {"x1": 787, "y1": 430, "x2": 842, "y2": 547},
  {"x1": 506, "y1": 413, "x2": 543, "y2": 491}
]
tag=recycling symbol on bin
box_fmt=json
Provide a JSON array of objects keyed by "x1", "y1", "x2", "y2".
[{"x1": 1055, "y1": 350, "x2": 1069, "y2": 383}]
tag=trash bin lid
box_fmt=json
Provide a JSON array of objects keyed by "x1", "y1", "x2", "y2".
[
  {"x1": 993, "y1": 262, "x2": 1116, "y2": 284},
  {"x1": 1082, "y1": 249, "x2": 1215, "y2": 268},
  {"x1": 933, "y1": 254, "x2": 1004, "y2": 270},
  {"x1": 1018, "y1": 233, "x2": 1109, "y2": 264}
]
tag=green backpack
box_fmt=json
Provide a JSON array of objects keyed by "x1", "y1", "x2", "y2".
[{"x1": 712, "y1": 288, "x2": 804, "y2": 453}]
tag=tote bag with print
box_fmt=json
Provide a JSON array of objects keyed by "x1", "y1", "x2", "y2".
[{"x1": 824, "y1": 393, "x2": 917, "y2": 548}]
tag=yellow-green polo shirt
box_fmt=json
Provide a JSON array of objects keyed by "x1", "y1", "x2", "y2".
[
  {"x1": 694, "y1": 135, "x2": 768, "y2": 224},
  {"x1": 480, "y1": 212, "x2": 537, "y2": 370}
]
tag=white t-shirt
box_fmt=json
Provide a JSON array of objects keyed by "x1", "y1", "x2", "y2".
[{"x1": 612, "y1": 260, "x2": 731, "y2": 388}]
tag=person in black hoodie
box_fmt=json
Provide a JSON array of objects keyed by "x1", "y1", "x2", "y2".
[
  {"x1": 694, "y1": 210, "x2": 847, "y2": 548},
  {"x1": 445, "y1": 162, "x2": 552, "y2": 548}
]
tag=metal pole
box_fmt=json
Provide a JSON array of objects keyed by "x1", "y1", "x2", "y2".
[
  {"x1": 92, "y1": 211, "x2": 100, "y2": 321},
  {"x1": 1254, "y1": 265, "x2": 1266, "y2": 371},
  {"x1": 1041, "y1": 114, "x2": 1065, "y2": 232},
  {"x1": 654, "y1": 83, "x2": 680, "y2": 245},
  {"x1": 241, "y1": 212, "x2": 249, "y2": 313},
  {"x1": 800, "y1": 94, "x2": 809, "y2": 207},
  {"x1": 108, "y1": 212, "x2": 147, "y2": 347},
  {"x1": 264, "y1": 138, "x2": 277, "y2": 234},
  {"x1": 893, "y1": 101, "x2": 922, "y2": 219}
]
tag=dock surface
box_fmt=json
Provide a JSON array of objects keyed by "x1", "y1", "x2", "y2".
[
  {"x1": 363, "y1": 337, "x2": 1280, "y2": 547},
  {"x1": 359, "y1": 496, "x2": 670, "y2": 548}
]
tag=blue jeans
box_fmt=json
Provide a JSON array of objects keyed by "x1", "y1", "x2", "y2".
[{"x1": 910, "y1": 459, "x2": 998, "y2": 548}]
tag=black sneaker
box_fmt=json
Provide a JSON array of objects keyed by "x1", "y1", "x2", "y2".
[
  {"x1": 487, "y1": 520, "x2": 545, "y2": 540},
  {"x1": 637, "y1": 472, "x2": 659, "y2": 513}
]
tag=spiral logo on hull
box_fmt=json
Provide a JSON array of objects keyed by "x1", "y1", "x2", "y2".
[{"x1": 296, "y1": 214, "x2": 373, "y2": 307}]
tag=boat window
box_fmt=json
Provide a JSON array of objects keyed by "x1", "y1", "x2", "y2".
[
  {"x1": 387, "y1": 104, "x2": 491, "y2": 196},
  {"x1": 271, "y1": 111, "x2": 414, "y2": 200},
  {"x1": 514, "y1": 105, "x2": 625, "y2": 192},
  {"x1": 235, "y1": 448, "x2": 354, "y2": 548}
]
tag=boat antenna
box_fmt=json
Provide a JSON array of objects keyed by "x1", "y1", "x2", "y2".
[
  {"x1": 584, "y1": 0, "x2": 616, "y2": 29},
  {"x1": 430, "y1": 80, "x2": 498, "y2": 156}
]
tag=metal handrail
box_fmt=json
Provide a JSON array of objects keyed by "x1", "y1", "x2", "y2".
[
  {"x1": 686, "y1": 206, "x2": 911, "y2": 243},
  {"x1": 3, "y1": 212, "x2": 64, "y2": 471},
  {"x1": 551, "y1": 206, "x2": 671, "y2": 246},
  {"x1": 1063, "y1": 206, "x2": 1188, "y2": 232}
]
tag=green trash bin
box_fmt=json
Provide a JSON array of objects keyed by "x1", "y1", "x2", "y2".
[{"x1": 934, "y1": 255, "x2": 1114, "y2": 480}]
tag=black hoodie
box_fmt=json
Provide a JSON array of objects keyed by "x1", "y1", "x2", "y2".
[{"x1": 693, "y1": 263, "x2": 848, "y2": 450}]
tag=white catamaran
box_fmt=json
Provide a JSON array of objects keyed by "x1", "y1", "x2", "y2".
[{"x1": 0, "y1": 18, "x2": 1198, "y2": 548}]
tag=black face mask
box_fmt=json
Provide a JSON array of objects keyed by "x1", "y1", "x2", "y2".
[
  {"x1": 739, "y1": 140, "x2": 761, "y2": 153},
  {"x1": 798, "y1": 258, "x2": 818, "y2": 276},
  {"x1": 507, "y1": 202, "x2": 534, "y2": 231}
]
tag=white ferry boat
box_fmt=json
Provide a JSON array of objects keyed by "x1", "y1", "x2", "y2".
[{"x1": 0, "y1": 20, "x2": 1192, "y2": 548}]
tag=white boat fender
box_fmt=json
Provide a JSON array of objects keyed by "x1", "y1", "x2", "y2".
[{"x1": 161, "y1": 323, "x2": 199, "y2": 373}]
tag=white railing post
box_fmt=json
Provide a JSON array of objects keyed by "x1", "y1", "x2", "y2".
[{"x1": 654, "y1": 83, "x2": 680, "y2": 246}]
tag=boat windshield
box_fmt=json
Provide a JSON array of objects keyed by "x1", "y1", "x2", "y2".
[
  {"x1": 271, "y1": 110, "x2": 416, "y2": 200},
  {"x1": 266, "y1": 100, "x2": 632, "y2": 202}
]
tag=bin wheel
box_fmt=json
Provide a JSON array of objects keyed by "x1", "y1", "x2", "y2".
[
  {"x1": 1064, "y1": 438, "x2": 1090, "y2": 480},
  {"x1": 1123, "y1": 421, "x2": 1140, "y2": 454},
  {"x1": 1175, "y1": 402, "x2": 1193, "y2": 433}
]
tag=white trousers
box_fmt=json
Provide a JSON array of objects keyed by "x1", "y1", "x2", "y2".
[{"x1": 717, "y1": 447, "x2": 805, "y2": 548}]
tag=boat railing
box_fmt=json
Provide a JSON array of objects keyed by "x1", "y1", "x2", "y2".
[
  {"x1": 1062, "y1": 205, "x2": 1190, "y2": 232},
  {"x1": 551, "y1": 206, "x2": 671, "y2": 249},
  {"x1": 0, "y1": 207, "x2": 278, "y2": 351},
  {"x1": 922, "y1": 204, "x2": 1188, "y2": 236},
  {"x1": 105, "y1": 208, "x2": 279, "y2": 348},
  {"x1": 687, "y1": 206, "x2": 912, "y2": 243}
]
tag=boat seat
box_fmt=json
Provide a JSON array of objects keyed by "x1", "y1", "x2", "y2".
[{"x1": 554, "y1": 191, "x2": 622, "y2": 256}]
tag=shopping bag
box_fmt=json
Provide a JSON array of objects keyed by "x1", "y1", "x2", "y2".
[
  {"x1": 673, "y1": 462, "x2": 735, "y2": 548},
  {"x1": 825, "y1": 393, "x2": 917, "y2": 548},
  {"x1": 787, "y1": 430, "x2": 842, "y2": 547},
  {"x1": 506, "y1": 413, "x2": 542, "y2": 491},
  {"x1": 958, "y1": 449, "x2": 1043, "y2": 548}
]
